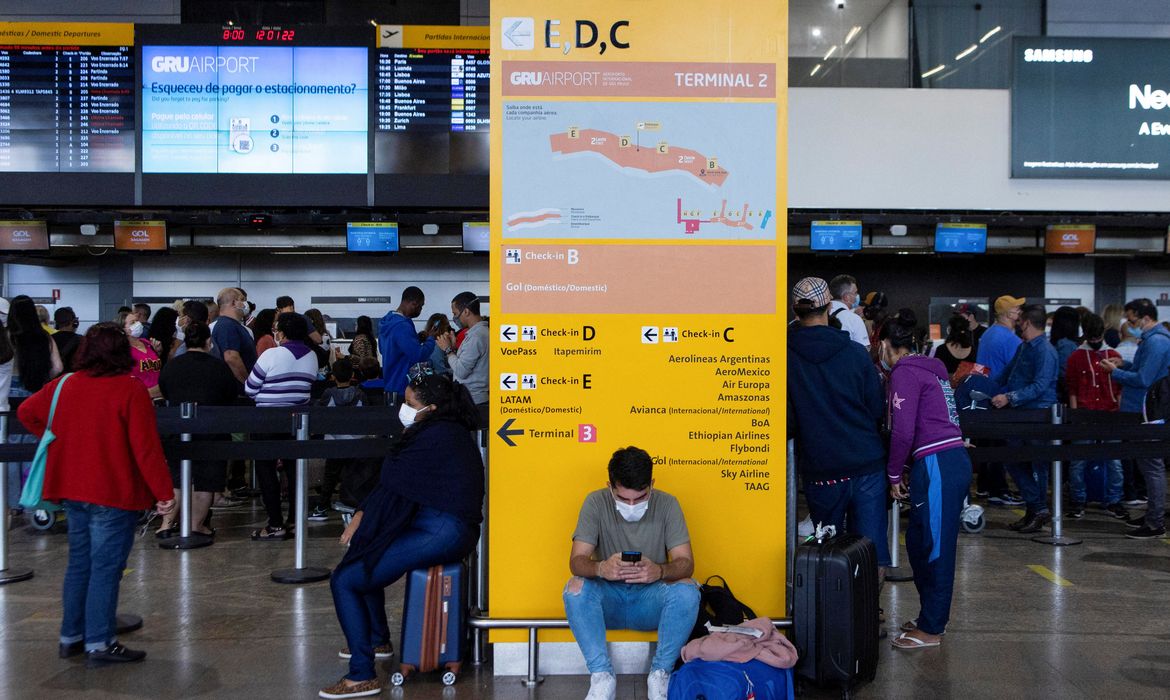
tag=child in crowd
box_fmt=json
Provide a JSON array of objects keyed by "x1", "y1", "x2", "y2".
[{"x1": 309, "y1": 358, "x2": 368, "y2": 521}]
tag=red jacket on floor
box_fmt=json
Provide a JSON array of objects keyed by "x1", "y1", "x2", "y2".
[
  {"x1": 1065, "y1": 345, "x2": 1121, "y2": 412},
  {"x1": 17, "y1": 372, "x2": 174, "y2": 511}
]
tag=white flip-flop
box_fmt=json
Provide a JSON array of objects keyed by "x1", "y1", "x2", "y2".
[{"x1": 891, "y1": 632, "x2": 941, "y2": 650}]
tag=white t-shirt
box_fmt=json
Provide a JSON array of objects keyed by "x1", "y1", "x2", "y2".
[{"x1": 829, "y1": 300, "x2": 870, "y2": 348}]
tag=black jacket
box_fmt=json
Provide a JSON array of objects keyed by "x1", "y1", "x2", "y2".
[{"x1": 787, "y1": 324, "x2": 886, "y2": 481}]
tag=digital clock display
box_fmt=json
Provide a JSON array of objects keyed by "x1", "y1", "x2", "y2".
[{"x1": 221, "y1": 27, "x2": 297, "y2": 43}]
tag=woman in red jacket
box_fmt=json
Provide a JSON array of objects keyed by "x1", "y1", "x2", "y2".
[{"x1": 17, "y1": 323, "x2": 174, "y2": 668}]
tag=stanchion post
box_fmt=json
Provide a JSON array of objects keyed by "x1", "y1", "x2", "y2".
[
  {"x1": 885, "y1": 499, "x2": 914, "y2": 581},
  {"x1": 472, "y1": 428, "x2": 489, "y2": 666},
  {"x1": 520, "y1": 627, "x2": 543, "y2": 687},
  {"x1": 272, "y1": 412, "x2": 331, "y2": 584},
  {"x1": 786, "y1": 439, "x2": 796, "y2": 617},
  {"x1": 161, "y1": 403, "x2": 212, "y2": 550},
  {"x1": 1033, "y1": 403, "x2": 1082, "y2": 546},
  {"x1": 0, "y1": 413, "x2": 33, "y2": 584}
]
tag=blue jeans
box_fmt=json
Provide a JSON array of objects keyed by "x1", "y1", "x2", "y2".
[
  {"x1": 906, "y1": 449, "x2": 971, "y2": 636},
  {"x1": 1007, "y1": 458, "x2": 1050, "y2": 515},
  {"x1": 803, "y1": 469, "x2": 891, "y2": 566},
  {"x1": 562, "y1": 577, "x2": 700, "y2": 674},
  {"x1": 331, "y1": 507, "x2": 477, "y2": 682},
  {"x1": 1068, "y1": 457, "x2": 1123, "y2": 506},
  {"x1": 7, "y1": 381, "x2": 33, "y2": 510},
  {"x1": 59, "y1": 501, "x2": 140, "y2": 651}
]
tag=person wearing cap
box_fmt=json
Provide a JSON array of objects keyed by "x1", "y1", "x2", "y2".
[
  {"x1": 788, "y1": 277, "x2": 891, "y2": 572},
  {"x1": 827, "y1": 275, "x2": 870, "y2": 348},
  {"x1": 976, "y1": 295, "x2": 1025, "y2": 377},
  {"x1": 1101, "y1": 298, "x2": 1170, "y2": 539},
  {"x1": 990, "y1": 304, "x2": 1059, "y2": 533},
  {"x1": 953, "y1": 303, "x2": 986, "y2": 350},
  {"x1": 862, "y1": 291, "x2": 890, "y2": 351}
]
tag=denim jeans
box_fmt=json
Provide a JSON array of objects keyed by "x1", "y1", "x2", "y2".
[
  {"x1": 906, "y1": 449, "x2": 971, "y2": 636},
  {"x1": 1068, "y1": 458, "x2": 1123, "y2": 506},
  {"x1": 562, "y1": 577, "x2": 700, "y2": 674},
  {"x1": 7, "y1": 382, "x2": 33, "y2": 510},
  {"x1": 1136, "y1": 458, "x2": 1166, "y2": 530},
  {"x1": 803, "y1": 469, "x2": 891, "y2": 566},
  {"x1": 331, "y1": 507, "x2": 477, "y2": 682},
  {"x1": 59, "y1": 500, "x2": 140, "y2": 651}
]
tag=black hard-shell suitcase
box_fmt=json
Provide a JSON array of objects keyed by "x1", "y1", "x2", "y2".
[{"x1": 792, "y1": 533, "x2": 879, "y2": 698}]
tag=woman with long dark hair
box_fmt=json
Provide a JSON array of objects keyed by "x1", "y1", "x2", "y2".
[
  {"x1": 1050, "y1": 305, "x2": 1081, "y2": 398},
  {"x1": 146, "y1": 307, "x2": 180, "y2": 365},
  {"x1": 320, "y1": 366, "x2": 483, "y2": 699},
  {"x1": 348, "y1": 315, "x2": 377, "y2": 362},
  {"x1": 252, "y1": 308, "x2": 279, "y2": 356},
  {"x1": 18, "y1": 323, "x2": 174, "y2": 666},
  {"x1": 880, "y1": 318, "x2": 971, "y2": 651},
  {"x1": 9, "y1": 295, "x2": 62, "y2": 397},
  {"x1": 931, "y1": 315, "x2": 975, "y2": 376}
]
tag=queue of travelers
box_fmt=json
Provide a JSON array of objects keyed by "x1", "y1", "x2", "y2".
[{"x1": 1, "y1": 287, "x2": 489, "y2": 679}]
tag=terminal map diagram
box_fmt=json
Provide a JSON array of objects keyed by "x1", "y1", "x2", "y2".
[{"x1": 502, "y1": 101, "x2": 776, "y2": 240}]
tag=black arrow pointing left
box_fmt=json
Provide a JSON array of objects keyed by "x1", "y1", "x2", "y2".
[{"x1": 497, "y1": 418, "x2": 524, "y2": 447}]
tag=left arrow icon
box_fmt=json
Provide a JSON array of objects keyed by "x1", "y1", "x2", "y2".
[{"x1": 497, "y1": 418, "x2": 524, "y2": 447}]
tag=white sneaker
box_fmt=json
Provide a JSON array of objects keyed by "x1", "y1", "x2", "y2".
[
  {"x1": 647, "y1": 669, "x2": 670, "y2": 700},
  {"x1": 585, "y1": 671, "x2": 617, "y2": 700}
]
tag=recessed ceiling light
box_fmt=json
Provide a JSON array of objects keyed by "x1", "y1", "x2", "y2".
[{"x1": 811, "y1": 27, "x2": 823, "y2": 38}]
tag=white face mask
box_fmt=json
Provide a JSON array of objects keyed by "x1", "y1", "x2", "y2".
[
  {"x1": 398, "y1": 403, "x2": 427, "y2": 429},
  {"x1": 128, "y1": 321, "x2": 144, "y2": 338},
  {"x1": 614, "y1": 496, "x2": 650, "y2": 522}
]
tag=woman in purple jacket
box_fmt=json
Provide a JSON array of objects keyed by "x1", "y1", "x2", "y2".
[{"x1": 880, "y1": 318, "x2": 972, "y2": 651}]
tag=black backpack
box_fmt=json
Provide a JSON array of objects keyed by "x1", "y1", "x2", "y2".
[
  {"x1": 688, "y1": 575, "x2": 757, "y2": 641},
  {"x1": 1145, "y1": 373, "x2": 1170, "y2": 422}
]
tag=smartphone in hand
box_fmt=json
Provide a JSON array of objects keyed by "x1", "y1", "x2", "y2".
[{"x1": 621, "y1": 551, "x2": 642, "y2": 563}]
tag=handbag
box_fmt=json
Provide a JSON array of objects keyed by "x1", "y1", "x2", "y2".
[{"x1": 18, "y1": 373, "x2": 73, "y2": 512}]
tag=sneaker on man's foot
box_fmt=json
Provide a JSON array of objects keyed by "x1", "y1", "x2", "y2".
[
  {"x1": 988, "y1": 493, "x2": 1025, "y2": 506},
  {"x1": 308, "y1": 506, "x2": 330, "y2": 522},
  {"x1": 1067, "y1": 505, "x2": 1085, "y2": 520},
  {"x1": 1123, "y1": 497, "x2": 1148, "y2": 506},
  {"x1": 1125, "y1": 516, "x2": 1146, "y2": 529},
  {"x1": 974, "y1": 490, "x2": 990, "y2": 499},
  {"x1": 1105, "y1": 503, "x2": 1130, "y2": 520},
  {"x1": 647, "y1": 669, "x2": 670, "y2": 700},
  {"x1": 585, "y1": 672, "x2": 617, "y2": 700},
  {"x1": 85, "y1": 643, "x2": 146, "y2": 668},
  {"x1": 1126, "y1": 526, "x2": 1167, "y2": 540}
]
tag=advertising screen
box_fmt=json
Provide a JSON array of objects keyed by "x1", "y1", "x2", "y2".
[
  {"x1": 810, "y1": 220, "x2": 862, "y2": 251},
  {"x1": 935, "y1": 223, "x2": 987, "y2": 253},
  {"x1": 1012, "y1": 36, "x2": 1170, "y2": 180},
  {"x1": 1045, "y1": 224, "x2": 1095, "y2": 254},
  {"x1": 0, "y1": 22, "x2": 135, "y2": 204},
  {"x1": 346, "y1": 222, "x2": 398, "y2": 252},
  {"x1": 114, "y1": 220, "x2": 167, "y2": 251},
  {"x1": 374, "y1": 25, "x2": 488, "y2": 207},
  {"x1": 462, "y1": 221, "x2": 490, "y2": 252},
  {"x1": 137, "y1": 25, "x2": 371, "y2": 206},
  {"x1": 0, "y1": 220, "x2": 49, "y2": 251}
]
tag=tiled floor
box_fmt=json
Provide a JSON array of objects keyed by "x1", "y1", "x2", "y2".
[{"x1": 2, "y1": 500, "x2": 1170, "y2": 698}]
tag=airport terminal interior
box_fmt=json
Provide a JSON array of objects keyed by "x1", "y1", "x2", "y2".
[{"x1": 4, "y1": 0, "x2": 1170, "y2": 698}]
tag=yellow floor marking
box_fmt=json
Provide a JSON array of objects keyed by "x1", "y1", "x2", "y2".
[
  {"x1": 1011, "y1": 509, "x2": 1026, "y2": 517},
  {"x1": 899, "y1": 534, "x2": 906, "y2": 547},
  {"x1": 1027, "y1": 565, "x2": 1072, "y2": 586}
]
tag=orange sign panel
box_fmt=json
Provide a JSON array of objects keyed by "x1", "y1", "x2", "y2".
[
  {"x1": 1045, "y1": 224, "x2": 1095, "y2": 254},
  {"x1": 114, "y1": 220, "x2": 167, "y2": 251},
  {"x1": 0, "y1": 221, "x2": 49, "y2": 251}
]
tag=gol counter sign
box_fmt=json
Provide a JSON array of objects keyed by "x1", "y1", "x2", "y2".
[
  {"x1": 113, "y1": 220, "x2": 168, "y2": 251},
  {"x1": 1045, "y1": 224, "x2": 1095, "y2": 254},
  {"x1": 489, "y1": 0, "x2": 787, "y2": 642}
]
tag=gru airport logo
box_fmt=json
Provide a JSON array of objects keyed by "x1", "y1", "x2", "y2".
[{"x1": 502, "y1": 16, "x2": 630, "y2": 55}]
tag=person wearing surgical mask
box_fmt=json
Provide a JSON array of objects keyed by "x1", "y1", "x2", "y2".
[
  {"x1": 827, "y1": 274, "x2": 870, "y2": 349},
  {"x1": 116, "y1": 309, "x2": 162, "y2": 401},
  {"x1": 324, "y1": 366, "x2": 483, "y2": 700},
  {"x1": 563, "y1": 446, "x2": 699, "y2": 700}
]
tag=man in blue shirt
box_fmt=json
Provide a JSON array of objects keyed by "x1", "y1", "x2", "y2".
[
  {"x1": 974, "y1": 295, "x2": 1026, "y2": 507},
  {"x1": 212, "y1": 287, "x2": 257, "y2": 390},
  {"x1": 976, "y1": 295, "x2": 1024, "y2": 376},
  {"x1": 379, "y1": 286, "x2": 435, "y2": 396},
  {"x1": 1102, "y1": 298, "x2": 1170, "y2": 539},
  {"x1": 991, "y1": 304, "x2": 1058, "y2": 533}
]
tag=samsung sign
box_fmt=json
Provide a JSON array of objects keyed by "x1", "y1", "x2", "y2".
[{"x1": 1012, "y1": 37, "x2": 1170, "y2": 180}]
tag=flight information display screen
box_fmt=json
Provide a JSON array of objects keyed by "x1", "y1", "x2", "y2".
[
  {"x1": 0, "y1": 22, "x2": 135, "y2": 203},
  {"x1": 375, "y1": 25, "x2": 488, "y2": 207},
  {"x1": 137, "y1": 24, "x2": 372, "y2": 205}
]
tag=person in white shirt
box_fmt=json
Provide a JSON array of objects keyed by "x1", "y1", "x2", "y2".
[{"x1": 828, "y1": 274, "x2": 870, "y2": 348}]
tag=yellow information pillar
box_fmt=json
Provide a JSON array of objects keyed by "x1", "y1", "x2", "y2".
[{"x1": 489, "y1": 1, "x2": 787, "y2": 644}]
